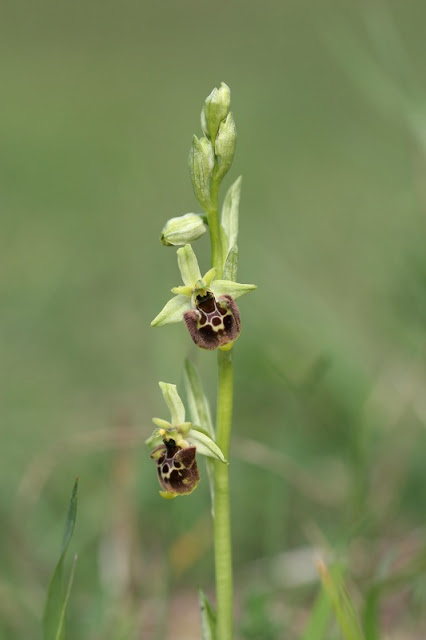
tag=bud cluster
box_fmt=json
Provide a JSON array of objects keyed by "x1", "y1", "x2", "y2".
[{"x1": 189, "y1": 82, "x2": 236, "y2": 211}]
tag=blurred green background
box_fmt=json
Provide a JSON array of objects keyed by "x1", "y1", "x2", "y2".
[{"x1": 2, "y1": 0, "x2": 426, "y2": 638}]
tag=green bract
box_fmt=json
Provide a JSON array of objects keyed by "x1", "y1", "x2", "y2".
[
  {"x1": 188, "y1": 135, "x2": 214, "y2": 210},
  {"x1": 221, "y1": 176, "x2": 241, "y2": 254},
  {"x1": 151, "y1": 244, "x2": 256, "y2": 328},
  {"x1": 215, "y1": 112, "x2": 236, "y2": 182}
]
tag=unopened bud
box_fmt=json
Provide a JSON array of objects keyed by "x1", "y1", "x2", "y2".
[
  {"x1": 201, "y1": 82, "x2": 231, "y2": 142},
  {"x1": 214, "y1": 112, "x2": 236, "y2": 181},
  {"x1": 160, "y1": 213, "x2": 207, "y2": 246},
  {"x1": 188, "y1": 135, "x2": 214, "y2": 210}
]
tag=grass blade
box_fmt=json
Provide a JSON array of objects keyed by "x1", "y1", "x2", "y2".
[
  {"x1": 301, "y1": 587, "x2": 332, "y2": 640},
  {"x1": 43, "y1": 478, "x2": 78, "y2": 640},
  {"x1": 198, "y1": 589, "x2": 216, "y2": 640},
  {"x1": 363, "y1": 588, "x2": 380, "y2": 640},
  {"x1": 54, "y1": 554, "x2": 78, "y2": 640},
  {"x1": 317, "y1": 558, "x2": 364, "y2": 640}
]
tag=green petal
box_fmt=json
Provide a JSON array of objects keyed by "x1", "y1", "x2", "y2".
[
  {"x1": 187, "y1": 428, "x2": 227, "y2": 463},
  {"x1": 202, "y1": 267, "x2": 217, "y2": 287},
  {"x1": 171, "y1": 285, "x2": 193, "y2": 296},
  {"x1": 151, "y1": 295, "x2": 191, "y2": 327},
  {"x1": 152, "y1": 417, "x2": 172, "y2": 430},
  {"x1": 159, "y1": 382, "x2": 186, "y2": 425},
  {"x1": 210, "y1": 279, "x2": 256, "y2": 299},
  {"x1": 177, "y1": 244, "x2": 202, "y2": 286}
]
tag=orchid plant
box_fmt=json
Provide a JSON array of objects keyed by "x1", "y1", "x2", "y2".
[{"x1": 146, "y1": 82, "x2": 256, "y2": 640}]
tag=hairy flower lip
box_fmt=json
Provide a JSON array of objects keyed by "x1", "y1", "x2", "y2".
[
  {"x1": 184, "y1": 293, "x2": 241, "y2": 351},
  {"x1": 146, "y1": 381, "x2": 228, "y2": 499},
  {"x1": 152, "y1": 441, "x2": 200, "y2": 496}
]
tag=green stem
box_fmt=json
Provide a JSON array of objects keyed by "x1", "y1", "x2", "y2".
[
  {"x1": 214, "y1": 348, "x2": 234, "y2": 640},
  {"x1": 207, "y1": 177, "x2": 223, "y2": 278},
  {"x1": 209, "y1": 167, "x2": 233, "y2": 638}
]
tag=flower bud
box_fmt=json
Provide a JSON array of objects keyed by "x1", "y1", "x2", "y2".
[
  {"x1": 188, "y1": 135, "x2": 214, "y2": 210},
  {"x1": 160, "y1": 213, "x2": 207, "y2": 246},
  {"x1": 214, "y1": 112, "x2": 236, "y2": 182},
  {"x1": 201, "y1": 82, "x2": 231, "y2": 142}
]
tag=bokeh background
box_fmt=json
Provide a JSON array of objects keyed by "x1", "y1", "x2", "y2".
[{"x1": 2, "y1": 0, "x2": 426, "y2": 638}]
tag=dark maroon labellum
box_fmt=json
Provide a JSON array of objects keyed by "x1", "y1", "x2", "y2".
[
  {"x1": 183, "y1": 293, "x2": 241, "y2": 350},
  {"x1": 150, "y1": 439, "x2": 200, "y2": 495}
]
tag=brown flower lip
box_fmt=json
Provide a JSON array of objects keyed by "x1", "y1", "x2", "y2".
[
  {"x1": 184, "y1": 292, "x2": 241, "y2": 350},
  {"x1": 151, "y1": 439, "x2": 200, "y2": 495}
]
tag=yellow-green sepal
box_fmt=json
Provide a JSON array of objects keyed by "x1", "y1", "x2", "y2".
[
  {"x1": 151, "y1": 295, "x2": 191, "y2": 327},
  {"x1": 210, "y1": 280, "x2": 256, "y2": 299},
  {"x1": 159, "y1": 381, "x2": 186, "y2": 425},
  {"x1": 177, "y1": 244, "x2": 202, "y2": 286}
]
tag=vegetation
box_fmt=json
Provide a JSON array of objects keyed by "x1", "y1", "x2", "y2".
[{"x1": 2, "y1": 1, "x2": 426, "y2": 638}]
